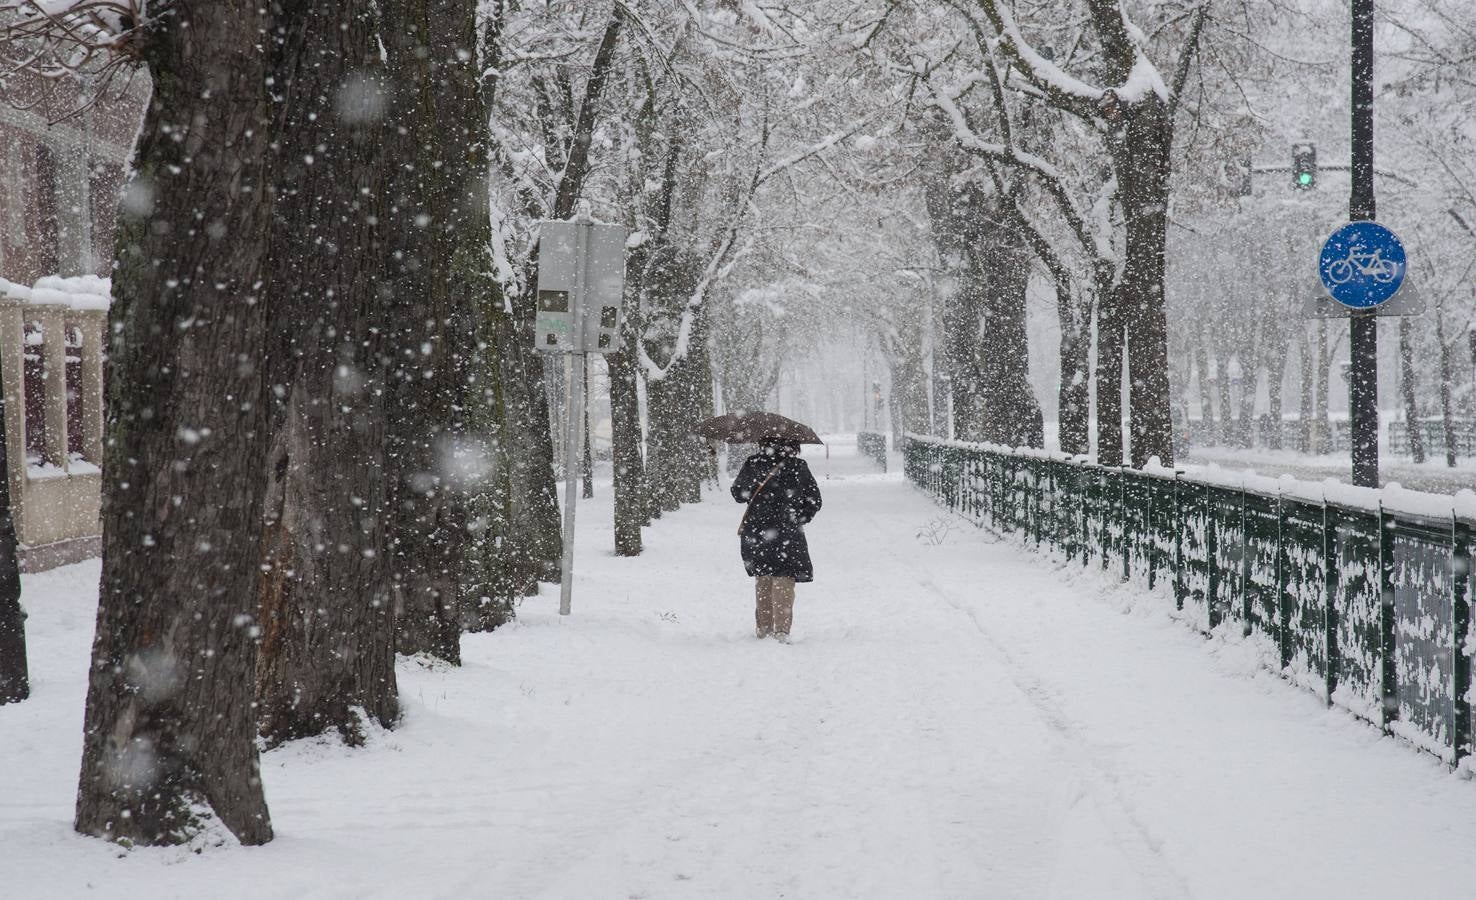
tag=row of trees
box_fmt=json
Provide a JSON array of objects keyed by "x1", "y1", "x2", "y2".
[
  {"x1": 6, "y1": 0, "x2": 1473, "y2": 852},
  {"x1": 2, "y1": 0, "x2": 899, "y2": 847}
]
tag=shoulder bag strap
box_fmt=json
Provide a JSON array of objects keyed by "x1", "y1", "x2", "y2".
[{"x1": 737, "y1": 462, "x2": 786, "y2": 535}]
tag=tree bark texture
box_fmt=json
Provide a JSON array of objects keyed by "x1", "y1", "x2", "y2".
[
  {"x1": 609, "y1": 323, "x2": 645, "y2": 556},
  {"x1": 253, "y1": 0, "x2": 398, "y2": 745},
  {"x1": 1435, "y1": 308, "x2": 1457, "y2": 467},
  {"x1": 1315, "y1": 321, "x2": 1332, "y2": 454},
  {"x1": 1111, "y1": 97, "x2": 1174, "y2": 467},
  {"x1": 1297, "y1": 331, "x2": 1315, "y2": 453},
  {"x1": 1055, "y1": 277, "x2": 1091, "y2": 456},
  {"x1": 380, "y1": 0, "x2": 503, "y2": 663},
  {"x1": 642, "y1": 245, "x2": 708, "y2": 512},
  {"x1": 0, "y1": 357, "x2": 25, "y2": 705},
  {"x1": 974, "y1": 215, "x2": 1044, "y2": 448},
  {"x1": 1399, "y1": 316, "x2": 1425, "y2": 464},
  {"x1": 76, "y1": 3, "x2": 276, "y2": 846},
  {"x1": 1095, "y1": 293, "x2": 1125, "y2": 467},
  {"x1": 1266, "y1": 335, "x2": 1288, "y2": 451}
]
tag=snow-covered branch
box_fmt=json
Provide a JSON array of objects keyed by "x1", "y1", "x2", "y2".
[{"x1": 0, "y1": 0, "x2": 149, "y2": 119}]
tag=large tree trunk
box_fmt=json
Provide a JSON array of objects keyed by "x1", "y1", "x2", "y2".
[
  {"x1": 1399, "y1": 316, "x2": 1425, "y2": 463},
  {"x1": 1056, "y1": 280, "x2": 1091, "y2": 456},
  {"x1": 1095, "y1": 291, "x2": 1125, "y2": 467},
  {"x1": 380, "y1": 0, "x2": 501, "y2": 663},
  {"x1": 76, "y1": 3, "x2": 276, "y2": 846},
  {"x1": 1114, "y1": 99, "x2": 1174, "y2": 467},
  {"x1": 886, "y1": 338, "x2": 931, "y2": 443},
  {"x1": 645, "y1": 328, "x2": 710, "y2": 507},
  {"x1": 975, "y1": 223, "x2": 1044, "y2": 448},
  {"x1": 498, "y1": 319, "x2": 564, "y2": 586},
  {"x1": 609, "y1": 324, "x2": 645, "y2": 556},
  {"x1": 252, "y1": 0, "x2": 399, "y2": 748},
  {"x1": 942, "y1": 269, "x2": 987, "y2": 440},
  {"x1": 642, "y1": 245, "x2": 707, "y2": 511}
]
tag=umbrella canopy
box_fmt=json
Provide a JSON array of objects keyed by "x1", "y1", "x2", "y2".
[{"x1": 694, "y1": 411, "x2": 822, "y2": 445}]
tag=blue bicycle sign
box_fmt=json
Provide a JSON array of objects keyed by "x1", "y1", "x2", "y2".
[{"x1": 1318, "y1": 221, "x2": 1407, "y2": 309}]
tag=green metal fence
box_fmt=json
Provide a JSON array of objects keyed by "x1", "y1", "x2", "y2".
[
  {"x1": 902, "y1": 433, "x2": 1476, "y2": 766},
  {"x1": 858, "y1": 431, "x2": 887, "y2": 470}
]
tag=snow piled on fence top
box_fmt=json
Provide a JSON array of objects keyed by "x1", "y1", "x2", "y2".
[
  {"x1": 902, "y1": 433, "x2": 1476, "y2": 522},
  {"x1": 0, "y1": 275, "x2": 112, "y2": 311}
]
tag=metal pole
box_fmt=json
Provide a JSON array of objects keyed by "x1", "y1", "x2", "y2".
[
  {"x1": 1349, "y1": 0, "x2": 1379, "y2": 488},
  {"x1": 559, "y1": 223, "x2": 590, "y2": 616},
  {"x1": 559, "y1": 352, "x2": 585, "y2": 616}
]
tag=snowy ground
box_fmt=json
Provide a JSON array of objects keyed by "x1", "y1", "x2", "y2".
[{"x1": 5, "y1": 438, "x2": 1476, "y2": 898}]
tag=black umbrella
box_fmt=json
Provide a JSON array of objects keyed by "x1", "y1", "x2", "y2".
[{"x1": 694, "y1": 411, "x2": 822, "y2": 445}]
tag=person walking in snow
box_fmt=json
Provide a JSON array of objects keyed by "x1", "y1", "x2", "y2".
[{"x1": 731, "y1": 439, "x2": 822, "y2": 642}]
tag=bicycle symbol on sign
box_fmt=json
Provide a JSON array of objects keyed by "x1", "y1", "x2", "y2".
[{"x1": 1323, "y1": 244, "x2": 1399, "y2": 285}]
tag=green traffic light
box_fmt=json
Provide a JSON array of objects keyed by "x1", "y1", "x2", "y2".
[{"x1": 1298, "y1": 172, "x2": 1313, "y2": 186}]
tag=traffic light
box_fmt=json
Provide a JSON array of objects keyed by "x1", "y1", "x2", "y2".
[{"x1": 1292, "y1": 141, "x2": 1317, "y2": 190}]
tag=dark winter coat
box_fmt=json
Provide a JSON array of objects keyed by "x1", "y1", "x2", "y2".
[{"x1": 731, "y1": 449, "x2": 823, "y2": 583}]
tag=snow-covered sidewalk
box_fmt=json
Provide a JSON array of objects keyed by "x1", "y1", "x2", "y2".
[{"x1": 5, "y1": 443, "x2": 1476, "y2": 898}]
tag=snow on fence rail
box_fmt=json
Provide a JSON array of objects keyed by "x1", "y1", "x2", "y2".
[
  {"x1": 857, "y1": 431, "x2": 887, "y2": 470},
  {"x1": 902, "y1": 433, "x2": 1476, "y2": 766}
]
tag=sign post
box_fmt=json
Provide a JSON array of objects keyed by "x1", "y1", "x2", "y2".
[
  {"x1": 1310, "y1": 219, "x2": 1410, "y2": 489},
  {"x1": 1348, "y1": 0, "x2": 1379, "y2": 489},
  {"x1": 535, "y1": 219, "x2": 627, "y2": 616}
]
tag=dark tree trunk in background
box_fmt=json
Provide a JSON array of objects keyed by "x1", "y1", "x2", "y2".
[
  {"x1": 609, "y1": 326, "x2": 645, "y2": 556},
  {"x1": 380, "y1": 0, "x2": 502, "y2": 664},
  {"x1": 1195, "y1": 341, "x2": 1216, "y2": 444},
  {"x1": 1056, "y1": 281, "x2": 1091, "y2": 456},
  {"x1": 1266, "y1": 337, "x2": 1288, "y2": 450},
  {"x1": 942, "y1": 269, "x2": 987, "y2": 440},
  {"x1": 1110, "y1": 98, "x2": 1174, "y2": 467},
  {"x1": 1213, "y1": 353, "x2": 1232, "y2": 447},
  {"x1": 886, "y1": 341, "x2": 931, "y2": 443},
  {"x1": 76, "y1": 3, "x2": 276, "y2": 845},
  {"x1": 646, "y1": 324, "x2": 711, "y2": 507},
  {"x1": 498, "y1": 335, "x2": 563, "y2": 588},
  {"x1": 642, "y1": 245, "x2": 707, "y2": 511},
  {"x1": 0, "y1": 364, "x2": 25, "y2": 705},
  {"x1": 255, "y1": 0, "x2": 398, "y2": 746},
  {"x1": 1436, "y1": 309, "x2": 1457, "y2": 466},
  {"x1": 1297, "y1": 331, "x2": 1315, "y2": 453},
  {"x1": 975, "y1": 221, "x2": 1043, "y2": 448},
  {"x1": 1315, "y1": 321, "x2": 1332, "y2": 453},
  {"x1": 1095, "y1": 294, "x2": 1125, "y2": 467},
  {"x1": 1399, "y1": 316, "x2": 1425, "y2": 463}
]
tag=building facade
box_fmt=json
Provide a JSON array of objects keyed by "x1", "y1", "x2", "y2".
[{"x1": 0, "y1": 69, "x2": 146, "y2": 570}]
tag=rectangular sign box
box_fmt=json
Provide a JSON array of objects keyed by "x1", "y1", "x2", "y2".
[{"x1": 534, "y1": 221, "x2": 628, "y2": 353}]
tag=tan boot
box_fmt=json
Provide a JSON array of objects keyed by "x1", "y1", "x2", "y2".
[
  {"x1": 755, "y1": 577, "x2": 774, "y2": 638},
  {"x1": 772, "y1": 577, "x2": 795, "y2": 642}
]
